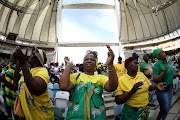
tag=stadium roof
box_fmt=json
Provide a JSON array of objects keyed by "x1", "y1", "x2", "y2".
[
  {"x1": 0, "y1": 0, "x2": 58, "y2": 46},
  {"x1": 0, "y1": 0, "x2": 179, "y2": 47},
  {"x1": 121, "y1": 0, "x2": 180, "y2": 44}
]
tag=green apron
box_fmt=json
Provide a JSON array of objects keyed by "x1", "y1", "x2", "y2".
[{"x1": 66, "y1": 82, "x2": 106, "y2": 120}]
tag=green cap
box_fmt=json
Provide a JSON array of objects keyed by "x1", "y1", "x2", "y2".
[{"x1": 152, "y1": 48, "x2": 162, "y2": 58}]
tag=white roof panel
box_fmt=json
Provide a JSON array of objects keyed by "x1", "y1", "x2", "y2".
[{"x1": 0, "y1": 0, "x2": 179, "y2": 46}]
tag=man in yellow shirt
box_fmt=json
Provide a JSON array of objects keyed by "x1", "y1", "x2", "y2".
[
  {"x1": 114, "y1": 56, "x2": 126, "y2": 78},
  {"x1": 112, "y1": 56, "x2": 126, "y2": 98},
  {"x1": 113, "y1": 56, "x2": 126, "y2": 119}
]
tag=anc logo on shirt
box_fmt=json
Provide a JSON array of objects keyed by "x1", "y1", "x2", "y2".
[{"x1": 141, "y1": 78, "x2": 145, "y2": 82}]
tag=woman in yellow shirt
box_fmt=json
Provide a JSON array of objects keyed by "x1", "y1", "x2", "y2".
[
  {"x1": 14, "y1": 46, "x2": 54, "y2": 120},
  {"x1": 115, "y1": 57, "x2": 166, "y2": 120},
  {"x1": 59, "y1": 45, "x2": 118, "y2": 120}
]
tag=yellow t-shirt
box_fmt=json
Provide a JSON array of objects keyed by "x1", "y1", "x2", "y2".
[
  {"x1": 19, "y1": 67, "x2": 54, "y2": 120},
  {"x1": 114, "y1": 63, "x2": 126, "y2": 78},
  {"x1": 19, "y1": 67, "x2": 49, "y2": 84},
  {"x1": 115, "y1": 72, "x2": 151, "y2": 107},
  {"x1": 70, "y1": 73, "x2": 108, "y2": 88}
]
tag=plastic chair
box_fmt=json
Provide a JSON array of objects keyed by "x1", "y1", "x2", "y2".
[
  {"x1": 53, "y1": 83, "x2": 61, "y2": 97},
  {"x1": 48, "y1": 82, "x2": 54, "y2": 90},
  {"x1": 54, "y1": 91, "x2": 69, "y2": 110},
  {"x1": 48, "y1": 89, "x2": 54, "y2": 100},
  {"x1": 54, "y1": 105, "x2": 63, "y2": 120}
]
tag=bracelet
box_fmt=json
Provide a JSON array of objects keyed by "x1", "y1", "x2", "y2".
[{"x1": 108, "y1": 68, "x2": 115, "y2": 72}]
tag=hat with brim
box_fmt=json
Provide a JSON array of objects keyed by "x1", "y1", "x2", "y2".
[
  {"x1": 33, "y1": 46, "x2": 44, "y2": 66},
  {"x1": 152, "y1": 48, "x2": 162, "y2": 58}
]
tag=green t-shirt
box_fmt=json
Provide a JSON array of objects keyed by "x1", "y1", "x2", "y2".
[{"x1": 153, "y1": 60, "x2": 174, "y2": 85}]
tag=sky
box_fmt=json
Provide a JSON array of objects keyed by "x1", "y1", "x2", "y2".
[
  {"x1": 56, "y1": 0, "x2": 180, "y2": 65},
  {"x1": 57, "y1": 0, "x2": 121, "y2": 64}
]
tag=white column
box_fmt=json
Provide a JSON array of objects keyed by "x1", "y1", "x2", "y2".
[
  {"x1": 53, "y1": 43, "x2": 58, "y2": 62},
  {"x1": 114, "y1": 0, "x2": 121, "y2": 35},
  {"x1": 57, "y1": 0, "x2": 64, "y2": 42},
  {"x1": 118, "y1": 42, "x2": 125, "y2": 61},
  {"x1": 56, "y1": 0, "x2": 64, "y2": 63},
  {"x1": 114, "y1": 0, "x2": 125, "y2": 61}
]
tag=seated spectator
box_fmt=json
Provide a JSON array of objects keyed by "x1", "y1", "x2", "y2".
[{"x1": 50, "y1": 73, "x2": 59, "y2": 84}]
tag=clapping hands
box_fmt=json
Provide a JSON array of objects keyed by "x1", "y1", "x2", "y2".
[{"x1": 15, "y1": 47, "x2": 28, "y2": 65}]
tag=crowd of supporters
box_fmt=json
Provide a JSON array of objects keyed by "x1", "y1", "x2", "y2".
[{"x1": 0, "y1": 47, "x2": 180, "y2": 120}]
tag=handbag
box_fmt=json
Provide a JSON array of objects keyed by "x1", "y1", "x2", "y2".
[{"x1": 13, "y1": 97, "x2": 24, "y2": 117}]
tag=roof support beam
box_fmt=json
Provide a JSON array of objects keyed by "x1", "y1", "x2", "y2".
[
  {"x1": 0, "y1": 0, "x2": 24, "y2": 13},
  {"x1": 62, "y1": 3, "x2": 115, "y2": 9},
  {"x1": 58, "y1": 42, "x2": 119, "y2": 47}
]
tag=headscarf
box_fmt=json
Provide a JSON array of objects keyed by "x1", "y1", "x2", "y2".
[
  {"x1": 125, "y1": 57, "x2": 136, "y2": 69},
  {"x1": 83, "y1": 50, "x2": 98, "y2": 66},
  {"x1": 152, "y1": 48, "x2": 162, "y2": 58},
  {"x1": 32, "y1": 46, "x2": 46, "y2": 66}
]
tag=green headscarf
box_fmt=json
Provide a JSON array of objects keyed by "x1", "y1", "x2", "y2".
[{"x1": 152, "y1": 48, "x2": 162, "y2": 58}]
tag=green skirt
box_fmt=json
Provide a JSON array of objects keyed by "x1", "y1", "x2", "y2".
[{"x1": 121, "y1": 104, "x2": 149, "y2": 120}]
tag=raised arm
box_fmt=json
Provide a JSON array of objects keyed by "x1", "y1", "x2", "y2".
[
  {"x1": 59, "y1": 56, "x2": 74, "y2": 91},
  {"x1": 14, "y1": 61, "x2": 21, "y2": 86},
  {"x1": 104, "y1": 45, "x2": 118, "y2": 92},
  {"x1": 153, "y1": 65, "x2": 168, "y2": 83},
  {"x1": 15, "y1": 47, "x2": 47, "y2": 96}
]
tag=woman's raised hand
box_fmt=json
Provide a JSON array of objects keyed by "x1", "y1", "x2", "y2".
[
  {"x1": 15, "y1": 47, "x2": 28, "y2": 65},
  {"x1": 106, "y1": 45, "x2": 115, "y2": 66},
  {"x1": 64, "y1": 56, "x2": 73, "y2": 65}
]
